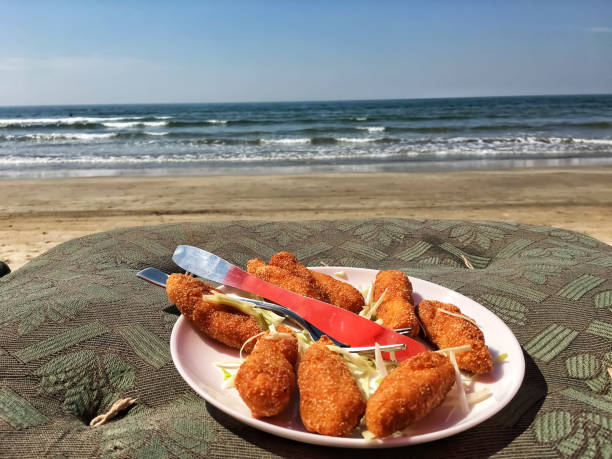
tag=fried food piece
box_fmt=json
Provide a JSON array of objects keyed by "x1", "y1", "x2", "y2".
[
  {"x1": 269, "y1": 251, "x2": 328, "y2": 301},
  {"x1": 297, "y1": 336, "x2": 366, "y2": 436},
  {"x1": 246, "y1": 258, "x2": 325, "y2": 301},
  {"x1": 253, "y1": 325, "x2": 299, "y2": 366},
  {"x1": 372, "y1": 270, "x2": 419, "y2": 336},
  {"x1": 235, "y1": 327, "x2": 298, "y2": 418},
  {"x1": 365, "y1": 351, "x2": 454, "y2": 438},
  {"x1": 269, "y1": 251, "x2": 315, "y2": 282},
  {"x1": 310, "y1": 271, "x2": 365, "y2": 313},
  {"x1": 417, "y1": 300, "x2": 493, "y2": 374},
  {"x1": 166, "y1": 273, "x2": 263, "y2": 352},
  {"x1": 166, "y1": 272, "x2": 215, "y2": 316}
]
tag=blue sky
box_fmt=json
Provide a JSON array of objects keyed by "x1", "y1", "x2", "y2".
[{"x1": 1, "y1": 1, "x2": 611, "y2": 105}]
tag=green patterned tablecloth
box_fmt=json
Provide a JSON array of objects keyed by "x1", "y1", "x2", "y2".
[{"x1": 0, "y1": 219, "x2": 610, "y2": 458}]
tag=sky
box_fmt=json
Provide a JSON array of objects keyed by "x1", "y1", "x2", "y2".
[{"x1": 1, "y1": 0, "x2": 611, "y2": 105}]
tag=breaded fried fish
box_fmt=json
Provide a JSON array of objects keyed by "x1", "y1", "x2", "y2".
[
  {"x1": 365, "y1": 351, "x2": 455, "y2": 438},
  {"x1": 247, "y1": 257, "x2": 325, "y2": 301},
  {"x1": 417, "y1": 300, "x2": 493, "y2": 374},
  {"x1": 372, "y1": 270, "x2": 419, "y2": 336},
  {"x1": 269, "y1": 251, "x2": 316, "y2": 283},
  {"x1": 297, "y1": 336, "x2": 366, "y2": 436},
  {"x1": 235, "y1": 327, "x2": 298, "y2": 418},
  {"x1": 310, "y1": 271, "x2": 365, "y2": 313},
  {"x1": 166, "y1": 273, "x2": 263, "y2": 352}
]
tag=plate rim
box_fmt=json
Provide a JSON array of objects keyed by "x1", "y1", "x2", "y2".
[{"x1": 170, "y1": 266, "x2": 526, "y2": 448}]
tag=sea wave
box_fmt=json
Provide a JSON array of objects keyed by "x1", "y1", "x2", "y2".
[
  {"x1": 1, "y1": 133, "x2": 117, "y2": 142},
  {"x1": 356, "y1": 126, "x2": 385, "y2": 132},
  {"x1": 336, "y1": 137, "x2": 379, "y2": 143},
  {"x1": 103, "y1": 121, "x2": 168, "y2": 128},
  {"x1": 0, "y1": 116, "x2": 144, "y2": 128},
  {"x1": 260, "y1": 138, "x2": 311, "y2": 144}
]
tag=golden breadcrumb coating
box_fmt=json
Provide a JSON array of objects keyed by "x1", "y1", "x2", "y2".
[
  {"x1": 269, "y1": 251, "x2": 328, "y2": 301},
  {"x1": 417, "y1": 300, "x2": 493, "y2": 374},
  {"x1": 165, "y1": 272, "x2": 215, "y2": 316},
  {"x1": 166, "y1": 273, "x2": 263, "y2": 352},
  {"x1": 310, "y1": 271, "x2": 365, "y2": 313},
  {"x1": 297, "y1": 336, "x2": 366, "y2": 436},
  {"x1": 269, "y1": 251, "x2": 315, "y2": 282},
  {"x1": 253, "y1": 325, "x2": 299, "y2": 366},
  {"x1": 246, "y1": 258, "x2": 325, "y2": 300},
  {"x1": 365, "y1": 351, "x2": 455, "y2": 438},
  {"x1": 235, "y1": 327, "x2": 298, "y2": 418},
  {"x1": 372, "y1": 270, "x2": 419, "y2": 336}
]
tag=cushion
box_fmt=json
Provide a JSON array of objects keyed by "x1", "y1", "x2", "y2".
[{"x1": 0, "y1": 219, "x2": 610, "y2": 457}]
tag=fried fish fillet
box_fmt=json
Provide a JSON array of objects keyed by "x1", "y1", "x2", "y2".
[
  {"x1": 417, "y1": 300, "x2": 493, "y2": 374},
  {"x1": 166, "y1": 273, "x2": 263, "y2": 352},
  {"x1": 269, "y1": 251, "x2": 316, "y2": 283},
  {"x1": 372, "y1": 270, "x2": 419, "y2": 336},
  {"x1": 246, "y1": 257, "x2": 325, "y2": 301},
  {"x1": 297, "y1": 336, "x2": 366, "y2": 436},
  {"x1": 235, "y1": 327, "x2": 298, "y2": 418},
  {"x1": 310, "y1": 271, "x2": 365, "y2": 313},
  {"x1": 365, "y1": 351, "x2": 455, "y2": 438}
]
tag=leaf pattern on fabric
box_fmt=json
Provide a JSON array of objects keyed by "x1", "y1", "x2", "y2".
[
  {"x1": 566, "y1": 354, "x2": 601, "y2": 380},
  {"x1": 417, "y1": 257, "x2": 461, "y2": 268},
  {"x1": 1, "y1": 218, "x2": 611, "y2": 457},
  {"x1": 535, "y1": 410, "x2": 612, "y2": 458},
  {"x1": 549, "y1": 230, "x2": 599, "y2": 247},
  {"x1": 350, "y1": 222, "x2": 405, "y2": 247},
  {"x1": 522, "y1": 263, "x2": 564, "y2": 284},
  {"x1": 252, "y1": 222, "x2": 314, "y2": 246},
  {"x1": 36, "y1": 350, "x2": 135, "y2": 421},
  {"x1": 0, "y1": 388, "x2": 47, "y2": 430},
  {"x1": 594, "y1": 291, "x2": 612, "y2": 309},
  {"x1": 479, "y1": 294, "x2": 528, "y2": 325},
  {"x1": 524, "y1": 324, "x2": 579, "y2": 362},
  {"x1": 521, "y1": 246, "x2": 583, "y2": 260},
  {"x1": 449, "y1": 224, "x2": 505, "y2": 250},
  {"x1": 98, "y1": 394, "x2": 215, "y2": 458}
]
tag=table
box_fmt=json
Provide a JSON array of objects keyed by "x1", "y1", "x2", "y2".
[{"x1": 0, "y1": 218, "x2": 610, "y2": 458}]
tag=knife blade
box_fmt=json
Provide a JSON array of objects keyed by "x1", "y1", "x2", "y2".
[{"x1": 172, "y1": 245, "x2": 426, "y2": 359}]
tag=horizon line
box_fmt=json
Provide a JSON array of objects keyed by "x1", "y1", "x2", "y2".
[{"x1": 1, "y1": 92, "x2": 611, "y2": 109}]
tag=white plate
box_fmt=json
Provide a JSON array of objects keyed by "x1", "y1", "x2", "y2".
[{"x1": 170, "y1": 267, "x2": 525, "y2": 448}]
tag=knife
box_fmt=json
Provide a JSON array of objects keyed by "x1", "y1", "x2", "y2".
[{"x1": 172, "y1": 245, "x2": 426, "y2": 359}]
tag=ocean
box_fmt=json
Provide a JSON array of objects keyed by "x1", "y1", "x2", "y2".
[{"x1": 1, "y1": 94, "x2": 611, "y2": 179}]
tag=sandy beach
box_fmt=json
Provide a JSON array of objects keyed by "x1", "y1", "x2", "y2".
[{"x1": 1, "y1": 165, "x2": 611, "y2": 271}]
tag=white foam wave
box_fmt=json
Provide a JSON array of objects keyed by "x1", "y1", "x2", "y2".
[
  {"x1": 0, "y1": 116, "x2": 144, "y2": 127},
  {"x1": 207, "y1": 119, "x2": 228, "y2": 124},
  {"x1": 337, "y1": 137, "x2": 378, "y2": 143},
  {"x1": 357, "y1": 126, "x2": 385, "y2": 132},
  {"x1": 145, "y1": 131, "x2": 168, "y2": 136},
  {"x1": 103, "y1": 121, "x2": 167, "y2": 128},
  {"x1": 260, "y1": 138, "x2": 311, "y2": 144},
  {"x1": 573, "y1": 138, "x2": 612, "y2": 145},
  {"x1": 354, "y1": 117, "x2": 368, "y2": 121},
  {"x1": 23, "y1": 133, "x2": 117, "y2": 141}
]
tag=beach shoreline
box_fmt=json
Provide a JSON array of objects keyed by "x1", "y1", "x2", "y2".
[{"x1": 2, "y1": 165, "x2": 611, "y2": 271}]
